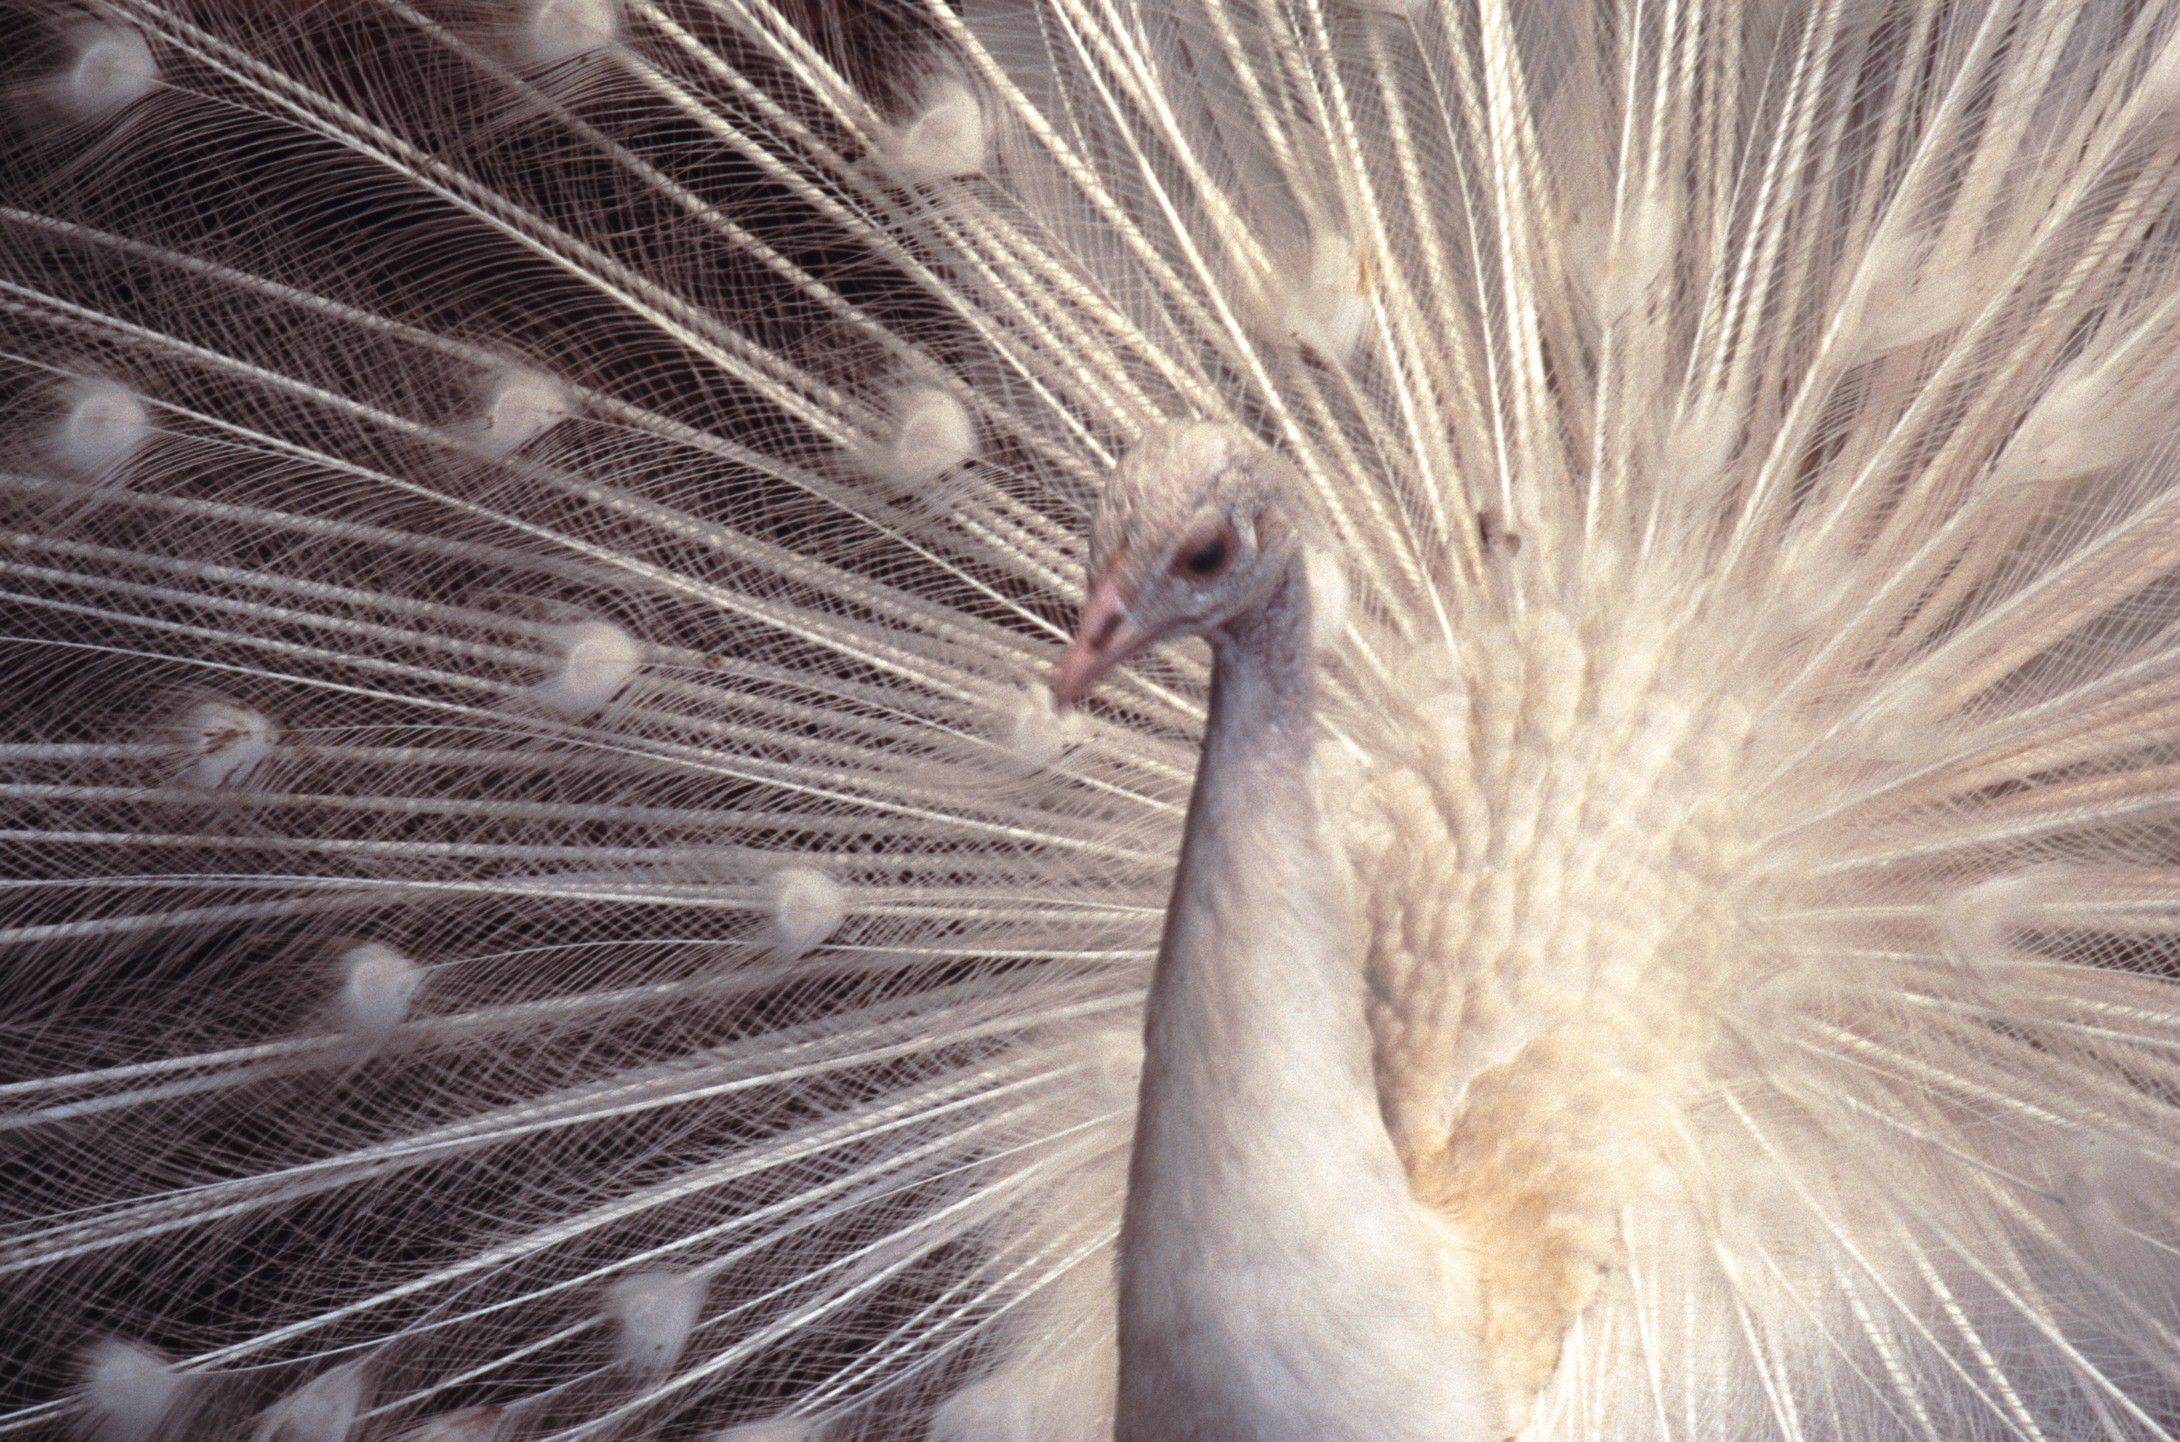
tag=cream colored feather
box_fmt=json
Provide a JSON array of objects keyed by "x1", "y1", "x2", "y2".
[{"x1": 3, "y1": 1, "x2": 2180, "y2": 1439}]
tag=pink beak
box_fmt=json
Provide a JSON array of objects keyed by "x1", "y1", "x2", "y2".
[{"x1": 1052, "y1": 573, "x2": 1147, "y2": 710}]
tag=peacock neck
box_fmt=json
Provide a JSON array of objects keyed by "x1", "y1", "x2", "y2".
[
  {"x1": 1115, "y1": 556, "x2": 1481, "y2": 1441},
  {"x1": 1133, "y1": 558, "x2": 1379, "y2": 1136}
]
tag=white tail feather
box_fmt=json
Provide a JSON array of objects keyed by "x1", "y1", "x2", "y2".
[
  {"x1": 6, "y1": 1, "x2": 2180, "y2": 1439},
  {"x1": 80, "y1": 1340, "x2": 186, "y2": 1442}
]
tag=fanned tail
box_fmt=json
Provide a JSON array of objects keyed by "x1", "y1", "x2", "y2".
[{"x1": 5, "y1": 2, "x2": 2180, "y2": 1440}]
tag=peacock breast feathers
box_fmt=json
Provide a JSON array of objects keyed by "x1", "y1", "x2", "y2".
[{"x1": 1322, "y1": 537, "x2": 1995, "y2": 1420}]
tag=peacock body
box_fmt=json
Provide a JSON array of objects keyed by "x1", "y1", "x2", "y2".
[{"x1": 6, "y1": 0, "x2": 2180, "y2": 1438}]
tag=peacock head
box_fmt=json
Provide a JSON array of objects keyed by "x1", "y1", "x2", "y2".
[{"x1": 1053, "y1": 420, "x2": 1298, "y2": 708}]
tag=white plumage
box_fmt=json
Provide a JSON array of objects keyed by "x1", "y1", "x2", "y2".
[
  {"x1": 5, "y1": 0, "x2": 2180, "y2": 1439},
  {"x1": 711, "y1": 1419, "x2": 822, "y2": 1442},
  {"x1": 396, "y1": 1408, "x2": 507, "y2": 1442},
  {"x1": 80, "y1": 1340, "x2": 188, "y2": 1442},
  {"x1": 602, "y1": 1270, "x2": 707, "y2": 1374},
  {"x1": 763, "y1": 863, "x2": 846, "y2": 960},
  {"x1": 531, "y1": 618, "x2": 643, "y2": 717},
  {"x1": 881, "y1": 76, "x2": 991, "y2": 186},
  {"x1": 51, "y1": 377, "x2": 152, "y2": 479},
  {"x1": 51, "y1": 23, "x2": 158, "y2": 120},
  {"x1": 862, "y1": 381, "x2": 979, "y2": 490},
  {"x1": 468, "y1": 369, "x2": 572, "y2": 461},
  {"x1": 249, "y1": 1364, "x2": 367, "y2": 1442},
  {"x1": 172, "y1": 698, "x2": 276, "y2": 790},
  {"x1": 335, "y1": 940, "x2": 428, "y2": 1040}
]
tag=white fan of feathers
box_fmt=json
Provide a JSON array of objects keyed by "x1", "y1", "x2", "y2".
[{"x1": 5, "y1": 0, "x2": 2180, "y2": 1439}]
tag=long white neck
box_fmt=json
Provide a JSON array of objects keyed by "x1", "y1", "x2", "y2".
[
  {"x1": 1113, "y1": 561, "x2": 1497, "y2": 1442},
  {"x1": 1128, "y1": 562, "x2": 1383, "y2": 1202}
]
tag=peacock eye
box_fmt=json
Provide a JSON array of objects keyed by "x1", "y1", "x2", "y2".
[{"x1": 1175, "y1": 526, "x2": 1237, "y2": 580}]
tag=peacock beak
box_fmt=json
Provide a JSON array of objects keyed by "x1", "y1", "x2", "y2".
[{"x1": 1053, "y1": 573, "x2": 1146, "y2": 710}]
